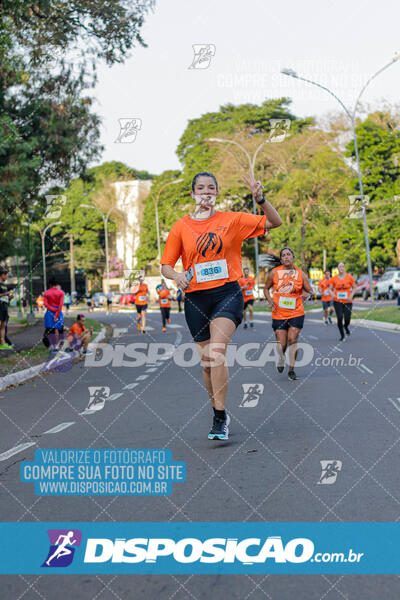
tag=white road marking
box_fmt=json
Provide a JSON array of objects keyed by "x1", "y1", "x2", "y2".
[
  {"x1": 136, "y1": 375, "x2": 149, "y2": 381},
  {"x1": 0, "y1": 442, "x2": 36, "y2": 462},
  {"x1": 107, "y1": 392, "x2": 124, "y2": 401},
  {"x1": 359, "y1": 364, "x2": 373, "y2": 374},
  {"x1": 166, "y1": 324, "x2": 183, "y2": 329},
  {"x1": 42, "y1": 422, "x2": 75, "y2": 434},
  {"x1": 308, "y1": 335, "x2": 318, "y2": 340},
  {"x1": 389, "y1": 398, "x2": 400, "y2": 413},
  {"x1": 146, "y1": 368, "x2": 157, "y2": 373},
  {"x1": 123, "y1": 383, "x2": 139, "y2": 389}
]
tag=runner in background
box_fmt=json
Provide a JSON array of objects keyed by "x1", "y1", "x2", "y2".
[
  {"x1": 134, "y1": 276, "x2": 149, "y2": 334},
  {"x1": 238, "y1": 267, "x2": 255, "y2": 329},
  {"x1": 318, "y1": 270, "x2": 334, "y2": 325},
  {"x1": 43, "y1": 277, "x2": 66, "y2": 355},
  {"x1": 106, "y1": 290, "x2": 113, "y2": 314},
  {"x1": 161, "y1": 170, "x2": 282, "y2": 440},
  {"x1": 157, "y1": 280, "x2": 172, "y2": 331},
  {"x1": 36, "y1": 293, "x2": 44, "y2": 312},
  {"x1": 64, "y1": 292, "x2": 72, "y2": 313},
  {"x1": 0, "y1": 267, "x2": 13, "y2": 350},
  {"x1": 329, "y1": 262, "x2": 355, "y2": 341},
  {"x1": 264, "y1": 248, "x2": 313, "y2": 380},
  {"x1": 176, "y1": 287, "x2": 183, "y2": 312}
]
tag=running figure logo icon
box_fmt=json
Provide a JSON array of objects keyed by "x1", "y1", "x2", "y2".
[
  {"x1": 240, "y1": 384, "x2": 264, "y2": 408},
  {"x1": 115, "y1": 118, "x2": 142, "y2": 143},
  {"x1": 196, "y1": 232, "x2": 223, "y2": 258},
  {"x1": 317, "y1": 460, "x2": 342, "y2": 485},
  {"x1": 188, "y1": 44, "x2": 216, "y2": 69},
  {"x1": 42, "y1": 529, "x2": 82, "y2": 567},
  {"x1": 86, "y1": 386, "x2": 110, "y2": 412}
]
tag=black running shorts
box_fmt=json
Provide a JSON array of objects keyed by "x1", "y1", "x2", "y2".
[
  {"x1": 184, "y1": 281, "x2": 244, "y2": 342},
  {"x1": 244, "y1": 298, "x2": 254, "y2": 308},
  {"x1": 272, "y1": 315, "x2": 305, "y2": 331},
  {"x1": 136, "y1": 304, "x2": 148, "y2": 313}
]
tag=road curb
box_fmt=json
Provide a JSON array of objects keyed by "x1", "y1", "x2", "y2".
[
  {"x1": 0, "y1": 327, "x2": 106, "y2": 393},
  {"x1": 308, "y1": 317, "x2": 400, "y2": 332}
]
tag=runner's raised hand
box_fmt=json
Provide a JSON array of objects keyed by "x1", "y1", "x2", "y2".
[{"x1": 243, "y1": 170, "x2": 263, "y2": 204}]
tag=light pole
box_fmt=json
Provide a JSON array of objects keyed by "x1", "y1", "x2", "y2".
[
  {"x1": 151, "y1": 179, "x2": 184, "y2": 266},
  {"x1": 80, "y1": 204, "x2": 119, "y2": 292},
  {"x1": 207, "y1": 137, "x2": 274, "y2": 297},
  {"x1": 281, "y1": 54, "x2": 400, "y2": 300},
  {"x1": 32, "y1": 221, "x2": 62, "y2": 291},
  {"x1": 14, "y1": 238, "x2": 23, "y2": 319},
  {"x1": 22, "y1": 208, "x2": 35, "y2": 324}
]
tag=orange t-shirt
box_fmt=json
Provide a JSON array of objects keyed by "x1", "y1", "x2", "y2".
[
  {"x1": 158, "y1": 288, "x2": 171, "y2": 308},
  {"x1": 69, "y1": 323, "x2": 86, "y2": 336},
  {"x1": 271, "y1": 265, "x2": 304, "y2": 319},
  {"x1": 160, "y1": 211, "x2": 267, "y2": 292},
  {"x1": 318, "y1": 278, "x2": 333, "y2": 302},
  {"x1": 330, "y1": 274, "x2": 355, "y2": 303},
  {"x1": 135, "y1": 284, "x2": 148, "y2": 306},
  {"x1": 238, "y1": 276, "x2": 255, "y2": 301}
]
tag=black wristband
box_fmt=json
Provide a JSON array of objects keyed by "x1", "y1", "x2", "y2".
[{"x1": 257, "y1": 195, "x2": 266, "y2": 205}]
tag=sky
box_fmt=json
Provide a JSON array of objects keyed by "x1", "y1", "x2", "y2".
[{"x1": 93, "y1": 0, "x2": 400, "y2": 176}]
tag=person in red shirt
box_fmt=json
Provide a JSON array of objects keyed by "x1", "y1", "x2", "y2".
[
  {"x1": 134, "y1": 276, "x2": 149, "y2": 333},
  {"x1": 43, "y1": 277, "x2": 65, "y2": 355},
  {"x1": 329, "y1": 262, "x2": 355, "y2": 341},
  {"x1": 161, "y1": 170, "x2": 282, "y2": 440},
  {"x1": 264, "y1": 248, "x2": 313, "y2": 380},
  {"x1": 238, "y1": 267, "x2": 255, "y2": 329},
  {"x1": 157, "y1": 280, "x2": 172, "y2": 331},
  {"x1": 318, "y1": 270, "x2": 334, "y2": 325},
  {"x1": 67, "y1": 314, "x2": 93, "y2": 354}
]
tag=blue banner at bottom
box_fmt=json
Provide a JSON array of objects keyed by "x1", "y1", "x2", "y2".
[{"x1": 0, "y1": 522, "x2": 398, "y2": 574}]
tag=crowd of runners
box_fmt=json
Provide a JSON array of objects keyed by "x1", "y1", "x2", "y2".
[{"x1": 0, "y1": 171, "x2": 359, "y2": 442}]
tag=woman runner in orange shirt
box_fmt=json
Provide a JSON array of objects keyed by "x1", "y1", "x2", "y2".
[
  {"x1": 161, "y1": 171, "x2": 282, "y2": 440},
  {"x1": 329, "y1": 262, "x2": 355, "y2": 341},
  {"x1": 238, "y1": 267, "x2": 255, "y2": 329},
  {"x1": 264, "y1": 248, "x2": 313, "y2": 380},
  {"x1": 157, "y1": 280, "x2": 172, "y2": 331},
  {"x1": 134, "y1": 276, "x2": 149, "y2": 334}
]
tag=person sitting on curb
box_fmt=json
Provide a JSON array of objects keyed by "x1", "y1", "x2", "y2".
[{"x1": 67, "y1": 314, "x2": 93, "y2": 355}]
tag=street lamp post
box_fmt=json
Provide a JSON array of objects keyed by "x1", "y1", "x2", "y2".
[
  {"x1": 14, "y1": 238, "x2": 23, "y2": 319},
  {"x1": 151, "y1": 179, "x2": 184, "y2": 266},
  {"x1": 281, "y1": 54, "x2": 400, "y2": 301},
  {"x1": 80, "y1": 204, "x2": 119, "y2": 292},
  {"x1": 207, "y1": 137, "x2": 274, "y2": 297},
  {"x1": 22, "y1": 209, "x2": 35, "y2": 324},
  {"x1": 32, "y1": 221, "x2": 62, "y2": 291}
]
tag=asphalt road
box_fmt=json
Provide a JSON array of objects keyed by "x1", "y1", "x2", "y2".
[{"x1": 0, "y1": 306, "x2": 399, "y2": 599}]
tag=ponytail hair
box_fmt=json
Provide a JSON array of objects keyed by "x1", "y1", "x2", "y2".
[{"x1": 263, "y1": 248, "x2": 295, "y2": 270}]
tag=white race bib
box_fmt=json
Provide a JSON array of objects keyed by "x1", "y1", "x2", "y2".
[
  {"x1": 160, "y1": 298, "x2": 169, "y2": 305},
  {"x1": 194, "y1": 259, "x2": 229, "y2": 283},
  {"x1": 337, "y1": 291, "x2": 348, "y2": 299},
  {"x1": 245, "y1": 289, "x2": 253, "y2": 296},
  {"x1": 278, "y1": 296, "x2": 296, "y2": 310},
  {"x1": 138, "y1": 295, "x2": 146, "y2": 302}
]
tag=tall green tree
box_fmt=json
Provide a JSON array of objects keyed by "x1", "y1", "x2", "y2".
[{"x1": 0, "y1": 0, "x2": 153, "y2": 249}]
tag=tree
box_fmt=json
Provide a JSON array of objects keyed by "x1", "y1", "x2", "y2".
[
  {"x1": 0, "y1": 0, "x2": 153, "y2": 239},
  {"x1": 345, "y1": 110, "x2": 400, "y2": 270}
]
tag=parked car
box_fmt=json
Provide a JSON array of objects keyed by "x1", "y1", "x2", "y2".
[
  {"x1": 354, "y1": 274, "x2": 381, "y2": 300},
  {"x1": 91, "y1": 292, "x2": 106, "y2": 307},
  {"x1": 119, "y1": 293, "x2": 135, "y2": 305},
  {"x1": 375, "y1": 269, "x2": 400, "y2": 300}
]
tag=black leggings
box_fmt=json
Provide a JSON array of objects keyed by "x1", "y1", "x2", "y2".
[
  {"x1": 333, "y1": 301, "x2": 352, "y2": 337},
  {"x1": 160, "y1": 307, "x2": 170, "y2": 327}
]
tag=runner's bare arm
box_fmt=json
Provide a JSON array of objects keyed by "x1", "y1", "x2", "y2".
[
  {"x1": 263, "y1": 271, "x2": 276, "y2": 310},
  {"x1": 161, "y1": 264, "x2": 189, "y2": 290},
  {"x1": 302, "y1": 271, "x2": 314, "y2": 299},
  {"x1": 243, "y1": 171, "x2": 282, "y2": 230}
]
